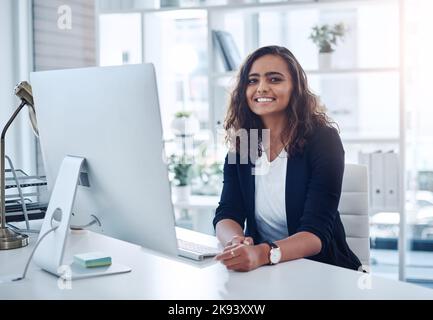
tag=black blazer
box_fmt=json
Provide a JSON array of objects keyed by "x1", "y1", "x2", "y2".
[{"x1": 213, "y1": 126, "x2": 362, "y2": 271}]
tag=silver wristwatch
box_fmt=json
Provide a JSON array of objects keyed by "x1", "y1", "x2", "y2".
[{"x1": 265, "y1": 241, "x2": 281, "y2": 265}]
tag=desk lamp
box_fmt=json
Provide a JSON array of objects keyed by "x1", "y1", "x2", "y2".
[{"x1": 0, "y1": 81, "x2": 38, "y2": 250}]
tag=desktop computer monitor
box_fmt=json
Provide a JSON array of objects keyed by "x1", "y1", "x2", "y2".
[{"x1": 30, "y1": 64, "x2": 181, "y2": 257}]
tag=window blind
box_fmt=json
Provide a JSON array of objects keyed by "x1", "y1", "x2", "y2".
[
  {"x1": 33, "y1": 0, "x2": 96, "y2": 71},
  {"x1": 32, "y1": 0, "x2": 97, "y2": 178}
]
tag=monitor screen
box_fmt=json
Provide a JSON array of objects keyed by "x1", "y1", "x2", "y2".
[{"x1": 30, "y1": 64, "x2": 179, "y2": 257}]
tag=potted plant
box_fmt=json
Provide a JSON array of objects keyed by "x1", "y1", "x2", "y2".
[
  {"x1": 168, "y1": 154, "x2": 193, "y2": 201},
  {"x1": 309, "y1": 22, "x2": 347, "y2": 69}
]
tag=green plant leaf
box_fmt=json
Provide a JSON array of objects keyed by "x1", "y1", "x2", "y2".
[
  {"x1": 175, "y1": 111, "x2": 192, "y2": 118},
  {"x1": 309, "y1": 22, "x2": 347, "y2": 53}
]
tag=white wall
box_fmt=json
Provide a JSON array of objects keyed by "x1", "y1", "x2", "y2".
[{"x1": 0, "y1": 0, "x2": 36, "y2": 175}]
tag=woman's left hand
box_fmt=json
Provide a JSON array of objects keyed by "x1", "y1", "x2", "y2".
[{"x1": 215, "y1": 243, "x2": 269, "y2": 272}]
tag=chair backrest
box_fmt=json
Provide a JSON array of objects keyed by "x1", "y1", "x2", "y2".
[{"x1": 339, "y1": 164, "x2": 370, "y2": 267}]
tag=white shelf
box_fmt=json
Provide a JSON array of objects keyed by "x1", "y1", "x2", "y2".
[
  {"x1": 211, "y1": 71, "x2": 237, "y2": 79},
  {"x1": 341, "y1": 137, "x2": 400, "y2": 144},
  {"x1": 212, "y1": 67, "x2": 399, "y2": 79},
  {"x1": 98, "y1": 0, "x2": 397, "y2": 14},
  {"x1": 306, "y1": 67, "x2": 399, "y2": 75},
  {"x1": 173, "y1": 195, "x2": 219, "y2": 210}
]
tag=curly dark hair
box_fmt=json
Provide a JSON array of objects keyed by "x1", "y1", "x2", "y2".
[{"x1": 224, "y1": 45, "x2": 336, "y2": 157}]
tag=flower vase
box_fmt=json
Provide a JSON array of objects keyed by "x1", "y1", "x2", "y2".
[
  {"x1": 174, "y1": 185, "x2": 191, "y2": 202},
  {"x1": 318, "y1": 52, "x2": 333, "y2": 70}
]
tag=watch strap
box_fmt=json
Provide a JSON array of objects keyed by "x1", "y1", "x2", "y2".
[{"x1": 264, "y1": 240, "x2": 278, "y2": 249}]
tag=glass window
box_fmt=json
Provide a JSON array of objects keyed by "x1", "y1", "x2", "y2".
[
  {"x1": 404, "y1": 0, "x2": 433, "y2": 282},
  {"x1": 143, "y1": 10, "x2": 208, "y2": 140},
  {"x1": 99, "y1": 14, "x2": 142, "y2": 66}
]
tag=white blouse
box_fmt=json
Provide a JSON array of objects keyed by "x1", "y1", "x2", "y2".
[{"x1": 254, "y1": 149, "x2": 289, "y2": 242}]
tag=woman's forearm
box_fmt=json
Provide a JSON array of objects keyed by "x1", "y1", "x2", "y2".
[
  {"x1": 215, "y1": 219, "x2": 245, "y2": 246},
  {"x1": 274, "y1": 231, "x2": 322, "y2": 262}
]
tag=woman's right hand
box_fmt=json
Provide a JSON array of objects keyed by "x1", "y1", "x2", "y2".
[{"x1": 225, "y1": 235, "x2": 254, "y2": 247}]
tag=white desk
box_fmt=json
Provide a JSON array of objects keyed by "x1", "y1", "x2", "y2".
[
  {"x1": 173, "y1": 195, "x2": 219, "y2": 211},
  {"x1": 1, "y1": 228, "x2": 433, "y2": 300}
]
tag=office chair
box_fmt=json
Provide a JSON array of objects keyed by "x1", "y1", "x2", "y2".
[{"x1": 339, "y1": 164, "x2": 370, "y2": 267}]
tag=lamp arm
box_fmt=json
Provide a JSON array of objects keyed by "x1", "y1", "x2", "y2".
[
  {"x1": 1, "y1": 100, "x2": 27, "y2": 141},
  {"x1": 1, "y1": 100, "x2": 27, "y2": 228}
]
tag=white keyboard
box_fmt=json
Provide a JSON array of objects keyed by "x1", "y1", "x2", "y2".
[{"x1": 177, "y1": 239, "x2": 220, "y2": 261}]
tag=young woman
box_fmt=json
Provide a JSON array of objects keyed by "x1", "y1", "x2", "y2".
[{"x1": 213, "y1": 45, "x2": 361, "y2": 272}]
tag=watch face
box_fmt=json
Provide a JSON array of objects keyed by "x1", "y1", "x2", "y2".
[{"x1": 270, "y1": 248, "x2": 281, "y2": 264}]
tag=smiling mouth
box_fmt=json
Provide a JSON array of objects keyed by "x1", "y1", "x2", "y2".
[{"x1": 254, "y1": 97, "x2": 276, "y2": 103}]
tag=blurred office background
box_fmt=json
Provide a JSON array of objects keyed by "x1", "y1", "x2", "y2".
[{"x1": 1, "y1": 0, "x2": 433, "y2": 287}]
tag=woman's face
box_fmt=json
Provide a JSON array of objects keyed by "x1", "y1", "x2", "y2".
[{"x1": 246, "y1": 54, "x2": 293, "y2": 120}]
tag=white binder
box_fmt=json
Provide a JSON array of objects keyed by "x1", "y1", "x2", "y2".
[
  {"x1": 358, "y1": 151, "x2": 370, "y2": 169},
  {"x1": 370, "y1": 151, "x2": 385, "y2": 210},
  {"x1": 384, "y1": 151, "x2": 399, "y2": 210}
]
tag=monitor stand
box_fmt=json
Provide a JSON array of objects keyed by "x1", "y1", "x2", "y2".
[{"x1": 33, "y1": 156, "x2": 131, "y2": 280}]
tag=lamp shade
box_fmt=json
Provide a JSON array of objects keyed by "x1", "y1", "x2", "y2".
[{"x1": 14, "y1": 81, "x2": 39, "y2": 137}]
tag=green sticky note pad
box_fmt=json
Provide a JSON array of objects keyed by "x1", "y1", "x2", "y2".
[{"x1": 73, "y1": 252, "x2": 112, "y2": 268}]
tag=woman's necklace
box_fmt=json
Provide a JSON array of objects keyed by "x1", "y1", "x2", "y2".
[{"x1": 265, "y1": 141, "x2": 285, "y2": 162}]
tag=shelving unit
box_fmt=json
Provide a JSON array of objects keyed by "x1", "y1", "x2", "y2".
[
  {"x1": 4, "y1": 155, "x2": 48, "y2": 224},
  {"x1": 97, "y1": 0, "x2": 402, "y2": 144}
]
